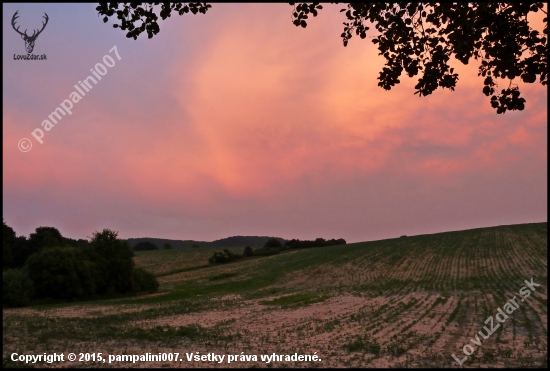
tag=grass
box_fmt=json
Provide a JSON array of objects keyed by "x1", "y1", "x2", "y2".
[{"x1": 209, "y1": 272, "x2": 239, "y2": 281}]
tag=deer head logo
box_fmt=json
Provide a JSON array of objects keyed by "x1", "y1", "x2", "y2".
[{"x1": 12, "y1": 11, "x2": 49, "y2": 54}]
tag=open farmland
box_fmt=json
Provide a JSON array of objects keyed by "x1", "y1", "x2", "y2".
[{"x1": 3, "y1": 222, "x2": 547, "y2": 368}]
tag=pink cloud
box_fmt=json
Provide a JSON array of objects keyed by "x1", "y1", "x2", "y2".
[{"x1": 3, "y1": 3, "x2": 546, "y2": 241}]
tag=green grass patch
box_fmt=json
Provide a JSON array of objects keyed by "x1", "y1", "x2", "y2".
[
  {"x1": 155, "y1": 264, "x2": 210, "y2": 278},
  {"x1": 343, "y1": 335, "x2": 381, "y2": 355},
  {"x1": 209, "y1": 272, "x2": 239, "y2": 281}
]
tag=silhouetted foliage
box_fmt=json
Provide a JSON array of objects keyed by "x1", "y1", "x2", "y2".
[
  {"x1": 209, "y1": 236, "x2": 286, "y2": 247},
  {"x1": 163, "y1": 242, "x2": 172, "y2": 249},
  {"x1": 133, "y1": 241, "x2": 159, "y2": 251},
  {"x1": 85, "y1": 229, "x2": 135, "y2": 295},
  {"x1": 264, "y1": 238, "x2": 283, "y2": 249},
  {"x1": 26, "y1": 246, "x2": 97, "y2": 300},
  {"x1": 3, "y1": 268, "x2": 34, "y2": 307},
  {"x1": 9, "y1": 226, "x2": 69, "y2": 268},
  {"x1": 2, "y1": 224, "x2": 157, "y2": 306},
  {"x1": 132, "y1": 266, "x2": 159, "y2": 293},
  {"x1": 293, "y1": 2, "x2": 547, "y2": 114},
  {"x1": 29, "y1": 226, "x2": 64, "y2": 250},
  {"x1": 63, "y1": 237, "x2": 90, "y2": 248},
  {"x1": 208, "y1": 249, "x2": 242, "y2": 264},
  {"x1": 284, "y1": 238, "x2": 346, "y2": 249},
  {"x1": 127, "y1": 236, "x2": 284, "y2": 249},
  {"x1": 209, "y1": 251, "x2": 229, "y2": 264},
  {"x1": 10, "y1": 236, "x2": 33, "y2": 269},
  {"x1": 96, "y1": 2, "x2": 212, "y2": 39},
  {"x1": 4, "y1": 223, "x2": 91, "y2": 270},
  {"x1": 98, "y1": 2, "x2": 547, "y2": 114},
  {"x1": 3, "y1": 219, "x2": 15, "y2": 269},
  {"x1": 243, "y1": 245, "x2": 254, "y2": 257}
]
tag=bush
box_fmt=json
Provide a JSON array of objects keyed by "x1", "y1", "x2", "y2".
[
  {"x1": 208, "y1": 249, "x2": 242, "y2": 264},
  {"x1": 26, "y1": 246, "x2": 97, "y2": 300},
  {"x1": 132, "y1": 267, "x2": 159, "y2": 293},
  {"x1": 3, "y1": 268, "x2": 34, "y2": 307},
  {"x1": 224, "y1": 249, "x2": 241, "y2": 261},
  {"x1": 209, "y1": 251, "x2": 230, "y2": 264},
  {"x1": 264, "y1": 238, "x2": 282, "y2": 248},
  {"x1": 243, "y1": 246, "x2": 254, "y2": 257}
]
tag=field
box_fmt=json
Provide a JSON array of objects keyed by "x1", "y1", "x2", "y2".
[{"x1": 3, "y1": 222, "x2": 547, "y2": 368}]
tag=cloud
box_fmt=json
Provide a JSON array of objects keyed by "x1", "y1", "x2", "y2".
[{"x1": 3, "y1": 3, "x2": 547, "y2": 241}]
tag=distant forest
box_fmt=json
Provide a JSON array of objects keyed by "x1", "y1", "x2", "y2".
[{"x1": 126, "y1": 236, "x2": 287, "y2": 250}]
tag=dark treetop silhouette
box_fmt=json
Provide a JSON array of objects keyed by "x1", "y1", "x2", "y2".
[{"x1": 96, "y1": 2, "x2": 547, "y2": 114}]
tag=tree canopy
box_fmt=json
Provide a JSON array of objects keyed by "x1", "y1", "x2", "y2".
[
  {"x1": 97, "y1": 2, "x2": 546, "y2": 114},
  {"x1": 3, "y1": 219, "x2": 15, "y2": 269},
  {"x1": 2, "y1": 220, "x2": 159, "y2": 307}
]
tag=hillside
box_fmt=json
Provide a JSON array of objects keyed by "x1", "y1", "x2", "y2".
[
  {"x1": 4, "y1": 222, "x2": 547, "y2": 368},
  {"x1": 126, "y1": 235, "x2": 286, "y2": 249}
]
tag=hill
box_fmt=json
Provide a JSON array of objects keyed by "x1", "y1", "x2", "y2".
[
  {"x1": 126, "y1": 235, "x2": 286, "y2": 249},
  {"x1": 126, "y1": 237, "x2": 208, "y2": 249},
  {"x1": 4, "y1": 222, "x2": 547, "y2": 368}
]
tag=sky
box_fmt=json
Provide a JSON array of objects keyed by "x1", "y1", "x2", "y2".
[{"x1": 3, "y1": 3, "x2": 547, "y2": 243}]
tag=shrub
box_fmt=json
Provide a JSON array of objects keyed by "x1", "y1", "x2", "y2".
[
  {"x1": 209, "y1": 251, "x2": 230, "y2": 264},
  {"x1": 26, "y1": 246, "x2": 97, "y2": 300},
  {"x1": 208, "y1": 249, "x2": 242, "y2": 264},
  {"x1": 223, "y1": 249, "x2": 242, "y2": 261},
  {"x1": 132, "y1": 267, "x2": 159, "y2": 293},
  {"x1": 243, "y1": 246, "x2": 254, "y2": 257},
  {"x1": 264, "y1": 238, "x2": 282, "y2": 248},
  {"x1": 3, "y1": 268, "x2": 34, "y2": 307}
]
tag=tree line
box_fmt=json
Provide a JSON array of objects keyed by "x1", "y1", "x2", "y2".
[
  {"x1": 208, "y1": 237, "x2": 346, "y2": 264},
  {"x1": 133, "y1": 241, "x2": 173, "y2": 250},
  {"x1": 3, "y1": 220, "x2": 158, "y2": 308}
]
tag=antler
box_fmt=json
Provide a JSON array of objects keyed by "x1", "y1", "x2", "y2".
[
  {"x1": 29, "y1": 13, "x2": 49, "y2": 39},
  {"x1": 11, "y1": 10, "x2": 27, "y2": 37},
  {"x1": 11, "y1": 11, "x2": 49, "y2": 40}
]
